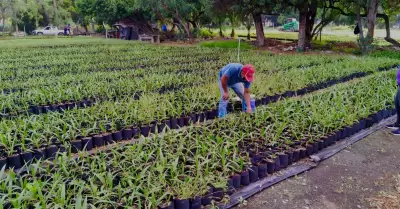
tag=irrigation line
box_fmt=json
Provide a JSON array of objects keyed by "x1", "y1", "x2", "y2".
[{"x1": 218, "y1": 115, "x2": 395, "y2": 209}]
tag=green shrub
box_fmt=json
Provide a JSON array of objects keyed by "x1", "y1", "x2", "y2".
[{"x1": 199, "y1": 40, "x2": 254, "y2": 49}]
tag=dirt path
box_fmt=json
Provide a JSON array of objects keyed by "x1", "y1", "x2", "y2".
[{"x1": 234, "y1": 128, "x2": 400, "y2": 209}]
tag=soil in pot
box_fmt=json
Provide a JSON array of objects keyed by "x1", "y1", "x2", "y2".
[
  {"x1": 174, "y1": 198, "x2": 189, "y2": 209},
  {"x1": 82, "y1": 137, "x2": 93, "y2": 151}
]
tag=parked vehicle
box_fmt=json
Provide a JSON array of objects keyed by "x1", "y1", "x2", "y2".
[
  {"x1": 280, "y1": 18, "x2": 299, "y2": 32},
  {"x1": 32, "y1": 26, "x2": 64, "y2": 35}
]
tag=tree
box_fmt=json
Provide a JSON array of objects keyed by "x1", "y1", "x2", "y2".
[
  {"x1": 326, "y1": 0, "x2": 400, "y2": 47},
  {"x1": 292, "y1": 0, "x2": 318, "y2": 52}
]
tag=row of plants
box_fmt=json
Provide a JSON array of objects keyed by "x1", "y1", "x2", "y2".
[
  {"x1": 0, "y1": 62, "x2": 397, "y2": 170},
  {"x1": 0, "y1": 70, "x2": 396, "y2": 208},
  {"x1": 2, "y1": 49, "x2": 398, "y2": 116}
]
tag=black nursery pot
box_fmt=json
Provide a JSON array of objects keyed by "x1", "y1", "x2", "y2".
[
  {"x1": 249, "y1": 166, "x2": 259, "y2": 183},
  {"x1": 306, "y1": 144, "x2": 314, "y2": 156},
  {"x1": 82, "y1": 137, "x2": 93, "y2": 151},
  {"x1": 33, "y1": 148, "x2": 46, "y2": 160},
  {"x1": 232, "y1": 174, "x2": 241, "y2": 189},
  {"x1": 190, "y1": 114, "x2": 197, "y2": 124},
  {"x1": 122, "y1": 128, "x2": 133, "y2": 140},
  {"x1": 201, "y1": 187, "x2": 213, "y2": 206},
  {"x1": 227, "y1": 178, "x2": 235, "y2": 195},
  {"x1": 103, "y1": 133, "x2": 113, "y2": 145},
  {"x1": 266, "y1": 159, "x2": 276, "y2": 174},
  {"x1": 251, "y1": 153, "x2": 263, "y2": 164},
  {"x1": 0, "y1": 158, "x2": 7, "y2": 169},
  {"x1": 190, "y1": 196, "x2": 202, "y2": 209},
  {"x1": 170, "y1": 118, "x2": 178, "y2": 129},
  {"x1": 174, "y1": 198, "x2": 189, "y2": 209},
  {"x1": 112, "y1": 131, "x2": 123, "y2": 142},
  {"x1": 286, "y1": 151, "x2": 293, "y2": 165},
  {"x1": 21, "y1": 152, "x2": 34, "y2": 164},
  {"x1": 278, "y1": 153, "x2": 289, "y2": 168},
  {"x1": 7, "y1": 154, "x2": 22, "y2": 169},
  {"x1": 93, "y1": 135, "x2": 105, "y2": 148},
  {"x1": 299, "y1": 148, "x2": 307, "y2": 159},
  {"x1": 178, "y1": 117, "x2": 185, "y2": 127},
  {"x1": 312, "y1": 142, "x2": 319, "y2": 153},
  {"x1": 141, "y1": 125, "x2": 150, "y2": 137},
  {"x1": 71, "y1": 139, "x2": 83, "y2": 153},
  {"x1": 183, "y1": 116, "x2": 190, "y2": 126},
  {"x1": 241, "y1": 170, "x2": 250, "y2": 186},
  {"x1": 157, "y1": 123, "x2": 166, "y2": 133},
  {"x1": 212, "y1": 187, "x2": 224, "y2": 200},
  {"x1": 258, "y1": 163, "x2": 268, "y2": 178},
  {"x1": 292, "y1": 149, "x2": 300, "y2": 162},
  {"x1": 132, "y1": 127, "x2": 140, "y2": 138},
  {"x1": 46, "y1": 145, "x2": 58, "y2": 159},
  {"x1": 274, "y1": 156, "x2": 281, "y2": 171}
]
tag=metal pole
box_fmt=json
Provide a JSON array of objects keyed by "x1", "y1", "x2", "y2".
[{"x1": 237, "y1": 38, "x2": 241, "y2": 62}]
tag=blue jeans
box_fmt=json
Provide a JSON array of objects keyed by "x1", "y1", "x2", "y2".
[{"x1": 218, "y1": 79, "x2": 248, "y2": 118}]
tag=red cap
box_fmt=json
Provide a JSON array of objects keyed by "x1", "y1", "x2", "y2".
[{"x1": 242, "y1": 64, "x2": 255, "y2": 82}]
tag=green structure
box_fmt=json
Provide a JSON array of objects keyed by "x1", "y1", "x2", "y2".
[{"x1": 282, "y1": 18, "x2": 299, "y2": 32}]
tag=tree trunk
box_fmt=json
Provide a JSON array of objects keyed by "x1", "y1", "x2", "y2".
[
  {"x1": 247, "y1": 26, "x2": 251, "y2": 40},
  {"x1": 356, "y1": 1, "x2": 364, "y2": 39},
  {"x1": 297, "y1": 6, "x2": 308, "y2": 52},
  {"x1": 231, "y1": 28, "x2": 235, "y2": 38},
  {"x1": 366, "y1": 0, "x2": 378, "y2": 38},
  {"x1": 378, "y1": 13, "x2": 400, "y2": 47},
  {"x1": 305, "y1": 1, "x2": 318, "y2": 48},
  {"x1": 1, "y1": 14, "x2": 5, "y2": 33},
  {"x1": 253, "y1": 13, "x2": 264, "y2": 46}
]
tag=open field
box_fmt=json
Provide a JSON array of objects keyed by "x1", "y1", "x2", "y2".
[{"x1": 0, "y1": 38, "x2": 399, "y2": 208}]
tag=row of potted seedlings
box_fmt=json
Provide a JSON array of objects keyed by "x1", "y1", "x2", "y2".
[
  {"x1": 0, "y1": 71, "x2": 396, "y2": 208},
  {"x1": 1, "y1": 67, "x2": 397, "y2": 170}
]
